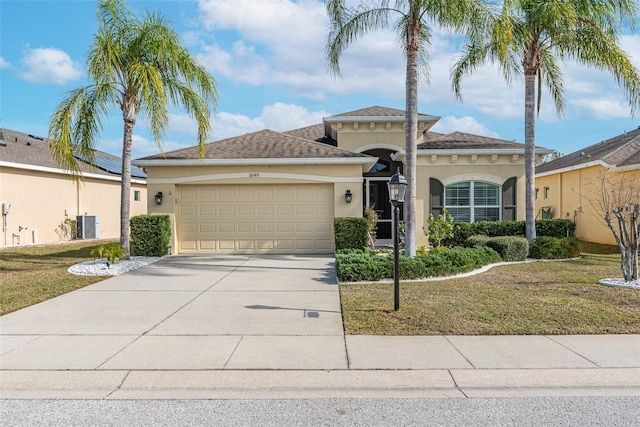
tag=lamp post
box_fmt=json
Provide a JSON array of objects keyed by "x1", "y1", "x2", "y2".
[{"x1": 388, "y1": 168, "x2": 407, "y2": 311}]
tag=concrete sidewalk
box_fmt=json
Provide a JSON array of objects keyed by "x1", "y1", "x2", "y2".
[{"x1": 1, "y1": 254, "x2": 639, "y2": 399}]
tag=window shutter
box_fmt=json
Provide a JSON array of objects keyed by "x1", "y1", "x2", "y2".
[
  {"x1": 502, "y1": 177, "x2": 517, "y2": 220},
  {"x1": 430, "y1": 178, "x2": 444, "y2": 218}
]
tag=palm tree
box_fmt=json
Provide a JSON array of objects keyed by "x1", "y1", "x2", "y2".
[
  {"x1": 452, "y1": 0, "x2": 640, "y2": 243},
  {"x1": 326, "y1": 0, "x2": 491, "y2": 257},
  {"x1": 48, "y1": 0, "x2": 217, "y2": 256}
]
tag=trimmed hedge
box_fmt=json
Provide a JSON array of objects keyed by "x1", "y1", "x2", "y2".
[
  {"x1": 130, "y1": 215, "x2": 171, "y2": 256},
  {"x1": 529, "y1": 236, "x2": 581, "y2": 259},
  {"x1": 484, "y1": 236, "x2": 529, "y2": 261},
  {"x1": 335, "y1": 246, "x2": 502, "y2": 282},
  {"x1": 466, "y1": 234, "x2": 491, "y2": 248},
  {"x1": 334, "y1": 217, "x2": 369, "y2": 251},
  {"x1": 444, "y1": 219, "x2": 575, "y2": 247}
]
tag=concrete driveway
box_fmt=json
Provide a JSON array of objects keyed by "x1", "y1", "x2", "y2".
[
  {"x1": 2, "y1": 254, "x2": 639, "y2": 399},
  {"x1": 0, "y1": 254, "x2": 347, "y2": 371}
]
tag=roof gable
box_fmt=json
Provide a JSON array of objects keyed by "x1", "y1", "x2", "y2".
[
  {"x1": 326, "y1": 105, "x2": 437, "y2": 120},
  {"x1": 137, "y1": 129, "x2": 370, "y2": 161}
]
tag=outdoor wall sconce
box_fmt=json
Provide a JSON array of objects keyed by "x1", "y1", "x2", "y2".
[
  {"x1": 345, "y1": 189, "x2": 353, "y2": 204},
  {"x1": 154, "y1": 192, "x2": 163, "y2": 205}
]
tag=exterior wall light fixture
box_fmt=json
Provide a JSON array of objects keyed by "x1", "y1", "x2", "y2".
[
  {"x1": 345, "y1": 189, "x2": 353, "y2": 204},
  {"x1": 154, "y1": 192, "x2": 163, "y2": 205}
]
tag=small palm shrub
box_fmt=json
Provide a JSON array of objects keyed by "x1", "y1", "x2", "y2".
[{"x1": 91, "y1": 242, "x2": 126, "y2": 265}]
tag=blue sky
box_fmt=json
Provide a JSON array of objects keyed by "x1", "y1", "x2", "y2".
[{"x1": 1, "y1": 0, "x2": 639, "y2": 160}]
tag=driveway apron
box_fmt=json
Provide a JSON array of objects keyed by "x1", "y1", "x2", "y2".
[{"x1": 0, "y1": 254, "x2": 347, "y2": 371}]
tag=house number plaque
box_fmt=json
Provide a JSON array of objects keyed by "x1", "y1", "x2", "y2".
[{"x1": 249, "y1": 172, "x2": 260, "y2": 178}]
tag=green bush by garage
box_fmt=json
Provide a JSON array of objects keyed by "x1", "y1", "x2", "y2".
[{"x1": 130, "y1": 215, "x2": 171, "y2": 256}]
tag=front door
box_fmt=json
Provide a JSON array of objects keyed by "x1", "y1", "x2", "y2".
[{"x1": 364, "y1": 179, "x2": 402, "y2": 241}]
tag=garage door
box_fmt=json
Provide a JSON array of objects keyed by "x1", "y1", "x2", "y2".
[{"x1": 177, "y1": 184, "x2": 334, "y2": 253}]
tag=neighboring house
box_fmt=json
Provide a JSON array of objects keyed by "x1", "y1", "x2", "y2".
[
  {"x1": 535, "y1": 127, "x2": 640, "y2": 245},
  {"x1": 0, "y1": 128, "x2": 147, "y2": 248},
  {"x1": 135, "y1": 106, "x2": 551, "y2": 254}
]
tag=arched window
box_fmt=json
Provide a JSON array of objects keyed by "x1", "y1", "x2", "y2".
[{"x1": 445, "y1": 181, "x2": 500, "y2": 222}]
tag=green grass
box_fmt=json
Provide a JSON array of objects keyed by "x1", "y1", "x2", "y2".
[
  {"x1": 340, "y1": 243, "x2": 640, "y2": 335},
  {"x1": 0, "y1": 240, "x2": 113, "y2": 316}
]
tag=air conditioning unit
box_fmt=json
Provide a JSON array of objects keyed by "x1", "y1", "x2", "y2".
[{"x1": 76, "y1": 215, "x2": 100, "y2": 239}]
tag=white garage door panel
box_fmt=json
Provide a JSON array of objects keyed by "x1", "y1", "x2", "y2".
[{"x1": 177, "y1": 184, "x2": 334, "y2": 254}]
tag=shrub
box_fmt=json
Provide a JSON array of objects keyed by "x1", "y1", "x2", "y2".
[
  {"x1": 130, "y1": 215, "x2": 171, "y2": 256},
  {"x1": 536, "y1": 219, "x2": 576, "y2": 238},
  {"x1": 530, "y1": 236, "x2": 581, "y2": 259},
  {"x1": 334, "y1": 217, "x2": 369, "y2": 251},
  {"x1": 335, "y1": 249, "x2": 386, "y2": 282},
  {"x1": 335, "y1": 246, "x2": 502, "y2": 282},
  {"x1": 426, "y1": 208, "x2": 455, "y2": 247},
  {"x1": 562, "y1": 237, "x2": 581, "y2": 258},
  {"x1": 91, "y1": 242, "x2": 126, "y2": 264},
  {"x1": 363, "y1": 207, "x2": 379, "y2": 245},
  {"x1": 466, "y1": 234, "x2": 491, "y2": 248},
  {"x1": 418, "y1": 246, "x2": 501, "y2": 277},
  {"x1": 444, "y1": 219, "x2": 576, "y2": 247},
  {"x1": 485, "y1": 236, "x2": 529, "y2": 261}
]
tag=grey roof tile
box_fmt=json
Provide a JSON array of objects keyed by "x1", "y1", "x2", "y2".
[
  {"x1": 417, "y1": 131, "x2": 527, "y2": 150},
  {"x1": 536, "y1": 127, "x2": 640, "y2": 173},
  {"x1": 0, "y1": 128, "x2": 146, "y2": 178},
  {"x1": 138, "y1": 129, "x2": 370, "y2": 160},
  {"x1": 284, "y1": 123, "x2": 337, "y2": 146},
  {"x1": 328, "y1": 105, "x2": 434, "y2": 118}
]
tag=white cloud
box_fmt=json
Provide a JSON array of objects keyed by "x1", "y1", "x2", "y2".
[
  {"x1": 165, "y1": 103, "x2": 329, "y2": 143},
  {"x1": 101, "y1": 134, "x2": 189, "y2": 160},
  {"x1": 0, "y1": 56, "x2": 9, "y2": 69},
  {"x1": 19, "y1": 47, "x2": 82, "y2": 85},
  {"x1": 431, "y1": 116, "x2": 500, "y2": 138},
  {"x1": 191, "y1": 0, "x2": 639, "y2": 123},
  {"x1": 211, "y1": 103, "x2": 329, "y2": 140}
]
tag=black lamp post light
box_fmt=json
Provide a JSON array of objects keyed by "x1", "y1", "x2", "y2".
[{"x1": 387, "y1": 168, "x2": 407, "y2": 311}]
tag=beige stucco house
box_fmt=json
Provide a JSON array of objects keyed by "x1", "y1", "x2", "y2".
[
  {"x1": 535, "y1": 127, "x2": 640, "y2": 245},
  {"x1": 0, "y1": 128, "x2": 147, "y2": 247},
  {"x1": 135, "y1": 106, "x2": 551, "y2": 254}
]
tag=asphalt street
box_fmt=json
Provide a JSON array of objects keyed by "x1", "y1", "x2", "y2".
[{"x1": 3, "y1": 397, "x2": 640, "y2": 426}]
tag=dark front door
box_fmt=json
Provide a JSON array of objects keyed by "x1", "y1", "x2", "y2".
[{"x1": 364, "y1": 179, "x2": 402, "y2": 240}]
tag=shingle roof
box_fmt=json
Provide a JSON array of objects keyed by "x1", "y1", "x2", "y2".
[
  {"x1": 137, "y1": 129, "x2": 370, "y2": 160},
  {"x1": 327, "y1": 105, "x2": 435, "y2": 119},
  {"x1": 283, "y1": 123, "x2": 337, "y2": 146},
  {"x1": 0, "y1": 128, "x2": 146, "y2": 179},
  {"x1": 536, "y1": 127, "x2": 640, "y2": 174},
  {"x1": 417, "y1": 131, "x2": 528, "y2": 150}
]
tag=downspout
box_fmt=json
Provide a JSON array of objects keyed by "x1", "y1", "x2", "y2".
[{"x1": 76, "y1": 179, "x2": 80, "y2": 216}]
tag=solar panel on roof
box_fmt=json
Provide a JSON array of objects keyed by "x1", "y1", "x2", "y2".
[{"x1": 74, "y1": 153, "x2": 146, "y2": 179}]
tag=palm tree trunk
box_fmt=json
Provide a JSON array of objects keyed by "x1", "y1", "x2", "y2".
[
  {"x1": 404, "y1": 20, "x2": 420, "y2": 258},
  {"x1": 524, "y1": 70, "x2": 537, "y2": 244},
  {"x1": 120, "y1": 118, "x2": 134, "y2": 258}
]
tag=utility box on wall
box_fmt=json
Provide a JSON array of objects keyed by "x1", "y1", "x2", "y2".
[{"x1": 76, "y1": 215, "x2": 100, "y2": 239}]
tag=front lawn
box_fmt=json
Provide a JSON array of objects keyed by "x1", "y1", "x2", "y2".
[
  {"x1": 340, "y1": 245, "x2": 640, "y2": 335},
  {"x1": 0, "y1": 240, "x2": 111, "y2": 316}
]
